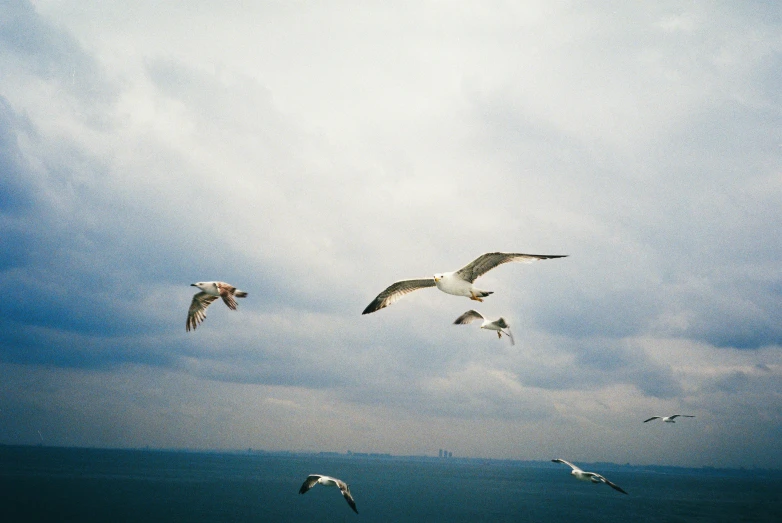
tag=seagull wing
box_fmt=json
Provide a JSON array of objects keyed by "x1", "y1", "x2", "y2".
[
  {"x1": 643, "y1": 416, "x2": 661, "y2": 423},
  {"x1": 338, "y1": 481, "x2": 358, "y2": 514},
  {"x1": 186, "y1": 292, "x2": 219, "y2": 332},
  {"x1": 453, "y1": 310, "x2": 485, "y2": 324},
  {"x1": 362, "y1": 278, "x2": 436, "y2": 314},
  {"x1": 299, "y1": 475, "x2": 321, "y2": 495},
  {"x1": 215, "y1": 282, "x2": 239, "y2": 310},
  {"x1": 596, "y1": 474, "x2": 628, "y2": 495},
  {"x1": 494, "y1": 317, "x2": 509, "y2": 329},
  {"x1": 551, "y1": 458, "x2": 582, "y2": 472},
  {"x1": 455, "y1": 252, "x2": 568, "y2": 283},
  {"x1": 501, "y1": 324, "x2": 515, "y2": 346}
]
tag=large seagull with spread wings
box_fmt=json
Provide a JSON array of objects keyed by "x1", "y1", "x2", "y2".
[
  {"x1": 643, "y1": 414, "x2": 695, "y2": 423},
  {"x1": 186, "y1": 281, "x2": 248, "y2": 331},
  {"x1": 362, "y1": 252, "x2": 567, "y2": 314},
  {"x1": 298, "y1": 474, "x2": 358, "y2": 514},
  {"x1": 551, "y1": 459, "x2": 628, "y2": 495}
]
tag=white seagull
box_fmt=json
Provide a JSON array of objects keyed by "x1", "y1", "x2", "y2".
[
  {"x1": 298, "y1": 474, "x2": 358, "y2": 514},
  {"x1": 551, "y1": 459, "x2": 628, "y2": 495},
  {"x1": 362, "y1": 252, "x2": 567, "y2": 314},
  {"x1": 186, "y1": 281, "x2": 248, "y2": 332},
  {"x1": 453, "y1": 310, "x2": 515, "y2": 345},
  {"x1": 643, "y1": 414, "x2": 695, "y2": 423}
]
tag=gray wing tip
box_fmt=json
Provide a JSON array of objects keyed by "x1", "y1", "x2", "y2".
[
  {"x1": 489, "y1": 252, "x2": 569, "y2": 259},
  {"x1": 454, "y1": 309, "x2": 481, "y2": 324},
  {"x1": 362, "y1": 300, "x2": 384, "y2": 314},
  {"x1": 609, "y1": 482, "x2": 628, "y2": 495},
  {"x1": 299, "y1": 475, "x2": 318, "y2": 494},
  {"x1": 186, "y1": 311, "x2": 206, "y2": 332}
]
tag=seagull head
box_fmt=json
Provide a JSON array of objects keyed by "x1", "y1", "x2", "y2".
[
  {"x1": 191, "y1": 282, "x2": 205, "y2": 290},
  {"x1": 433, "y1": 274, "x2": 443, "y2": 282}
]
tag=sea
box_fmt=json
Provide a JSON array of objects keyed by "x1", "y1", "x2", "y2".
[{"x1": 1, "y1": 445, "x2": 780, "y2": 522}]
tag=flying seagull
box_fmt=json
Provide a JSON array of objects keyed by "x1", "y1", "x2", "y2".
[
  {"x1": 186, "y1": 281, "x2": 248, "y2": 332},
  {"x1": 298, "y1": 474, "x2": 358, "y2": 514},
  {"x1": 454, "y1": 310, "x2": 515, "y2": 345},
  {"x1": 551, "y1": 459, "x2": 628, "y2": 495},
  {"x1": 362, "y1": 252, "x2": 567, "y2": 314},
  {"x1": 643, "y1": 415, "x2": 695, "y2": 423}
]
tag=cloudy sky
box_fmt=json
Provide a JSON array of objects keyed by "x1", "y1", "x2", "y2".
[{"x1": 1, "y1": 0, "x2": 781, "y2": 469}]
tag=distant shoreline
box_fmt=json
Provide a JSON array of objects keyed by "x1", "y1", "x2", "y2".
[{"x1": 3, "y1": 443, "x2": 780, "y2": 475}]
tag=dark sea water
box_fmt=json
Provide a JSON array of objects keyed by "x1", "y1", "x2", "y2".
[{"x1": 1, "y1": 445, "x2": 780, "y2": 522}]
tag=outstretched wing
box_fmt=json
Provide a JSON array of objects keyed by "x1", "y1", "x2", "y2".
[
  {"x1": 362, "y1": 278, "x2": 436, "y2": 314},
  {"x1": 338, "y1": 482, "x2": 359, "y2": 514},
  {"x1": 186, "y1": 292, "x2": 219, "y2": 332},
  {"x1": 501, "y1": 325, "x2": 515, "y2": 346},
  {"x1": 299, "y1": 475, "x2": 321, "y2": 495},
  {"x1": 215, "y1": 282, "x2": 239, "y2": 310},
  {"x1": 551, "y1": 458, "x2": 581, "y2": 472},
  {"x1": 455, "y1": 252, "x2": 568, "y2": 283},
  {"x1": 595, "y1": 474, "x2": 628, "y2": 495},
  {"x1": 453, "y1": 310, "x2": 485, "y2": 324},
  {"x1": 643, "y1": 416, "x2": 661, "y2": 423}
]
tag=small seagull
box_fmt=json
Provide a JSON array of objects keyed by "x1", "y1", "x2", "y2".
[
  {"x1": 298, "y1": 474, "x2": 358, "y2": 514},
  {"x1": 362, "y1": 252, "x2": 567, "y2": 314},
  {"x1": 643, "y1": 414, "x2": 695, "y2": 423},
  {"x1": 453, "y1": 310, "x2": 515, "y2": 345},
  {"x1": 186, "y1": 281, "x2": 248, "y2": 332},
  {"x1": 551, "y1": 459, "x2": 628, "y2": 495}
]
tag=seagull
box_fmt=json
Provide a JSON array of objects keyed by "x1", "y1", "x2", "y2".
[
  {"x1": 298, "y1": 474, "x2": 358, "y2": 514},
  {"x1": 362, "y1": 252, "x2": 567, "y2": 314},
  {"x1": 551, "y1": 459, "x2": 628, "y2": 495},
  {"x1": 186, "y1": 281, "x2": 248, "y2": 332},
  {"x1": 453, "y1": 310, "x2": 515, "y2": 345},
  {"x1": 643, "y1": 415, "x2": 695, "y2": 423}
]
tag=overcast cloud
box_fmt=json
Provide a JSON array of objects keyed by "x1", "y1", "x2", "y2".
[{"x1": 1, "y1": 0, "x2": 781, "y2": 468}]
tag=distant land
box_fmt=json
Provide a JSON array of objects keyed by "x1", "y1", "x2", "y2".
[{"x1": 3, "y1": 443, "x2": 780, "y2": 475}]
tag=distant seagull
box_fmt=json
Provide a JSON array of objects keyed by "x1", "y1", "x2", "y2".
[
  {"x1": 454, "y1": 310, "x2": 515, "y2": 345},
  {"x1": 551, "y1": 459, "x2": 628, "y2": 495},
  {"x1": 362, "y1": 252, "x2": 567, "y2": 314},
  {"x1": 643, "y1": 415, "x2": 695, "y2": 423},
  {"x1": 186, "y1": 281, "x2": 248, "y2": 332},
  {"x1": 299, "y1": 474, "x2": 358, "y2": 514}
]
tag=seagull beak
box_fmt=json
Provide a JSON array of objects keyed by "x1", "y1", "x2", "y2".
[
  {"x1": 434, "y1": 276, "x2": 440, "y2": 282},
  {"x1": 190, "y1": 284, "x2": 198, "y2": 287}
]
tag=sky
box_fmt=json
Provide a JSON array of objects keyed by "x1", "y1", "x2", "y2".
[{"x1": 1, "y1": 0, "x2": 781, "y2": 469}]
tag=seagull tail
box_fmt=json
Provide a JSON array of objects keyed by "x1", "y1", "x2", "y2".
[
  {"x1": 477, "y1": 291, "x2": 493, "y2": 298},
  {"x1": 234, "y1": 291, "x2": 248, "y2": 298}
]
